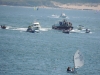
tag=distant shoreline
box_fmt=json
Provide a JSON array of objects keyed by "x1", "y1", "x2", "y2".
[
  {"x1": 1, "y1": 3, "x2": 100, "y2": 11},
  {"x1": 51, "y1": 2, "x2": 100, "y2": 11}
]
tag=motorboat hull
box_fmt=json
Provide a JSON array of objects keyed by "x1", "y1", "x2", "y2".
[
  {"x1": 1, "y1": 25, "x2": 6, "y2": 29},
  {"x1": 27, "y1": 29, "x2": 35, "y2": 33},
  {"x1": 52, "y1": 25, "x2": 73, "y2": 30},
  {"x1": 63, "y1": 29, "x2": 70, "y2": 34},
  {"x1": 52, "y1": 19, "x2": 73, "y2": 30}
]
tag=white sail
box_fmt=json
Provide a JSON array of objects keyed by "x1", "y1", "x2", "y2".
[{"x1": 74, "y1": 50, "x2": 84, "y2": 68}]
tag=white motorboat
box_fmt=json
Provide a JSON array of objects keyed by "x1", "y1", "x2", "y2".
[
  {"x1": 27, "y1": 21, "x2": 41, "y2": 33},
  {"x1": 32, "y1": 22, "x2": 41, "y2": 30},
  {"x1": 60, "y1": 13, "x2": 67, "y2": 18},
  {"x1": 77, "y1": 25, "x2": 84, "y2": 30},
  {"x1": 67, "y1": 50, "x2": 84, "y2": 73}
]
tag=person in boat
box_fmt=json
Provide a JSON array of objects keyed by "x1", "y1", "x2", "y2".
[
  {"x1": 59, "y1": 21, "x2": 62, "y2": 26},
  {"x1": 63, "y1": 19, "x2": 67, "y2": 26},
  {"x1": 86, "y1": 28, "x2": 90, "y2": 33},
  {"x1": 1, "y1": 25, "x2": 6, "y2": 29},
  {"x1": 67, "y1": 67, "x2": 71, "y2": 71},
  {"x1": 67, "y1": 67, "x2": 74, "y2": 72},
  {"x1": 27, "y1": 26, "x2": 32, "y2": 32},
  {"x1": 86, "y1": 29, "x2": 88, "y2": 31}
]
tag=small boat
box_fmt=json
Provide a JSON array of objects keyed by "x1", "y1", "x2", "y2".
[
  {"x1": 52, "y1": 19, "x2": 73, "y2": 30},
  {"x1": 1, "y1": 25, "x2": 6, "y2": 29},
  {"x1": 27, "y1": 26, "x2": 35, "y2": 33},
  {"x1": 27, "y1": 21, "x2": 41, "y2": 33},
  {"x1": 51, "y1": 14, "x2": 59, "y2": 18},
  {"x1": 85, "y1": 29, "x2": 90, "y2": 33},
  {"x1": 52, "y1": 14, "x2": 57, "y2": 17},
  {"x1": 77, "y1": 25, "x2": 84, "y2": 30},
  {"x1": 32, "y1": 22, "x2": 41, "y2": 31},
  {"x1": 67, "y1": 50, "x2": 84, "y2": 73},
  {"x1": 60, "y1": 13, "x2": 67, "y2": 18}
]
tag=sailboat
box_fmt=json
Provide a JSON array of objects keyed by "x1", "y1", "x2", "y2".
[{"x1": 67, "y1": 50, "x2": 84, "y2": 73}]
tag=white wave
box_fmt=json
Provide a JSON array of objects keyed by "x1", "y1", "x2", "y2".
[
  {"x1": 11, "y1": 27, "x2": 51, "y2": 32},
  {"x1": 89, "y1": 32, "x2": 92, "y2": 34},
  {"x1": 65, "y1": 16, "x2": 69, "y2": 19},
  {"x1": 12, "y1": 28, "x2": 27, "y2": 31},
  {"x1": 70, "y1": 29, "x2": 92, "y2": 34},
  {"x1": 48, "y1": 15, "x2": 59, "y2": 18},
  {"x1": 40, "y1": 28, "x2": 52, "y2": 31},
  {"x1": 70, "y1": 29, "x2": 85, "y2": 33},
  {"x1": 70, "y1": 29, "x2": 81, "y2": 33},
  {"x1": 4, "y1": 26, "x2": 11, "y2": 29}
]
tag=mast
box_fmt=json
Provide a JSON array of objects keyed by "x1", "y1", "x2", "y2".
[{"x1": 73, "y1": 55, "x2": 75, "y2": 69}]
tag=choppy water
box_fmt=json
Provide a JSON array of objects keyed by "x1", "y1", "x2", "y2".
[{"x1": 0, "y1": 5, "x2": 100, "y2": 75}]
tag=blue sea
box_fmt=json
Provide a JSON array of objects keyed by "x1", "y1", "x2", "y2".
[{"x1": 0, "y1": 5, "x2": 100, "y2": 75}]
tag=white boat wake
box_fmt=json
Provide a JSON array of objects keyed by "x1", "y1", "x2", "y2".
[
  {"x1": 48, "y1": 14, "x2": 59, "y2": 18},
  {"x1": 3, "y1": 26, "x2": 92, "y2": 34},
  {"x1": 12, "y1": 27, "x2": 51, "y2": 32},
  {"x1": 70, "y1": 29, "x2": 92, "y2": 34},
  {"x1": 7, "y1": 26, "x2": 52, "y2": 32},
  {"x1": 40, "y1": 28, "x2": 52, "y2": 31},
  {"x1": 12, "y1": 28, "x2": 27, "y2": 31}
]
